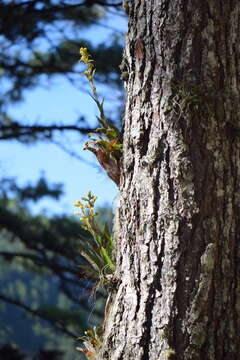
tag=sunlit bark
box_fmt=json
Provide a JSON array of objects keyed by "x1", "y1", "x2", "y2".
[{"x1": 101, "y1": 1, "x2": 240, "y2": 359}]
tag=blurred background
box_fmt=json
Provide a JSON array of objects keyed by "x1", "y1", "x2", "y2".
[{"x1": 0, "y1": 1, "x2": 126, "y2": 359}]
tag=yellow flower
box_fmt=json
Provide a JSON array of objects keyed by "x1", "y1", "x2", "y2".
[
  {"x1": 84, "y1": 69, "x2": 95, "y2": 81},
  {"x1": 79, "y1": 47, "x2": 91, "y2": 65},
  {"x1": 79, "y1": 48, "x2": 96, "y2": 81}
]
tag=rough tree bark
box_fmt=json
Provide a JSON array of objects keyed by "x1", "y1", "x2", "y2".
[{"x1": 101, "y1": 1, "x2": 240, "y2": 359}]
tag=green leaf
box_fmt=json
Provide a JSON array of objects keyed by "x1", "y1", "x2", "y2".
[
  {"x1": 100, "y1": 247, "x2": 115, "y2": 272},
  {"x1": 94, "y1": 233, "x2": 103, "y2": 247},
  {"x1": 80, "y1": 250, "x2": 101, "y2": 271},
  {"x1": 103, "y1": 223, "x2": 111, "y2": 240},
  {"x1": 78, "y1": 265, "x2": 99, "y2": 279},
  {"x1": 111, "y1": 142, "x2": 123, "y2": 151},
  {"x1": 78, "y1": 240, "x2": 103, "y2": 270},
  {"x1": 95, "y1": 139, "x2": 109, "y2": 149}
]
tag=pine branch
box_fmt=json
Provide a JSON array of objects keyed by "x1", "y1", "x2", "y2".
[
  {"x1": 0, "y1": 251, "x2": 79, "y2": 277},
  {"x1": 0, "y1": 292, "x2": 78, "y2": 338},
  {"x1": 0, "y1": 124, "x2": 94, "y2": 141},
  {"x1": 0, "y1": 206, "x2": 79, "y2": 260},
  {"x1": 11, "y1": 0, "x2": 123, "y2": 11}
]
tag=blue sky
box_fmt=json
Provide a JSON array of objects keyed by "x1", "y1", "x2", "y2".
[{"x1": 0, "y1": 9, "x2": 127, "y2": 215}]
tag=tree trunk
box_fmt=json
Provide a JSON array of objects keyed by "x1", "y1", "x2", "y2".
[{"x1": 101, "y1": 1, "x2": 240, "y2": 359}]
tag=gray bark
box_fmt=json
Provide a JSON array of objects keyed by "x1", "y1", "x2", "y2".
[{"x1": 101, "y1": 1, "x2": 240, "y2": 359}]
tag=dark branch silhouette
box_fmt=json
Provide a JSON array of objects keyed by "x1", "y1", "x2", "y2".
[
  {"x1": 0, "y1": 124, "x2": 94, "y2": 141},
  {"x1": 0, "y1": 293, "x2": 78, "y2": 338}
]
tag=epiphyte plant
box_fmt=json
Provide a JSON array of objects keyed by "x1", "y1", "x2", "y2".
[
  {"x1": 76, "y1": 326, "x2": 103, "y2": 360},
  {"x1": 74, "y1": 191, "x2": 115, "y2": 285},
  {"x1": 79, "y1": 47, "x2": 122, "y2": 186}
]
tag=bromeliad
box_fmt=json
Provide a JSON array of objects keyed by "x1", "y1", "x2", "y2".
[{"x1": 79, "y1": 47, "x2": 122, "y2": 186}]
